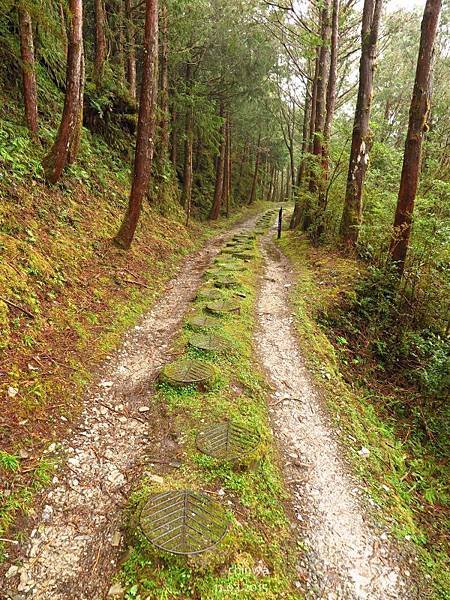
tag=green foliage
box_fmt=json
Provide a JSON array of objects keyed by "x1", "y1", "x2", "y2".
[{"x1": 0, "y1": 452, "x2": 20, "y2": 473}]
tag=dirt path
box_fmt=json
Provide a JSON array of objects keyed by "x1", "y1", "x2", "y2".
[
  {"x1": 1, "y1": 216, "x2": 258, "y2": 600},
  {"x1": 254, "y1": 232, "x2": 419, "y2": 600}
]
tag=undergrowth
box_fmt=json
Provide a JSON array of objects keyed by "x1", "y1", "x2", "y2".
[{"x1": 278, "y1": 231, "x2": 449, "y2": 599}]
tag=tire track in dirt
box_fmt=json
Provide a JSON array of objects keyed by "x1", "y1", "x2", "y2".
[
  {"x1": 1, "y1": 215, "x2": 258, "y2": 600},
  {"x1": 254, "y1": 231, "x2": 420, "y2": 600}
]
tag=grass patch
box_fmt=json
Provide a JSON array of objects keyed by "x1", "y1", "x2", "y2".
[
  {"x1": 277, "y1": 231, "x2": 449, "y2": 599},
  {"x1": 117, "y1": 221, "x2": 300, "y2": 599}
]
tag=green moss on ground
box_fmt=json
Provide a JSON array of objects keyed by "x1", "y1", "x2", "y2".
[{"x1": 277, "y1": 231, "x2": 449, "y2": 600}]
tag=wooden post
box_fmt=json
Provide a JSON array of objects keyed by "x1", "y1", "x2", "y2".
[{"x1": 277, "y1": 207, "x2": 283, "y2": 239}]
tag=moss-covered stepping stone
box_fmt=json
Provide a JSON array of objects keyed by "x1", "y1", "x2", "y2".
[
  {"x1": 196, "y1": 288, "x2": 223, "y2": 301},
  {"x1": 205, "y1": 300, "x2": 240, "y2": 314},
  {"x1": 196, "y1": 422, "x2": 261, "y2": 461},
  {"x1": 188, "y1": 332, "x2": 229, "y2": 352},
  {"x1": 213, "y1": 276, "x2": 238, "y2": 289},
  {"x1": 162, "y1": 358, "x2": 215, "y2": 387},
  {"x1": 187, "y1": 315, "x2": 218, "y2": 329},
  {"x1": 139, "y1": 490, "x2": 229, "y2": 555}
]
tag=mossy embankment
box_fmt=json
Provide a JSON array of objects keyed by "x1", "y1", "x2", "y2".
[{"x1": 277, "y1": 231, "x2": 449, "y2": 599}]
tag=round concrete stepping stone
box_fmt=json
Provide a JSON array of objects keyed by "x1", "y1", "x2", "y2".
[
  {"x1": 162, "y1": 358, "x2": 215, "y2": 387},
  {"x1": 196, "y1": 421, "x2": 261, "y2": 461},
  {"x1": 187, "y1": 315, "x2": 218, "y2": 329},
  {"x1": 205, "y1": 300, "x2": 240, "y2": 314},
  {"x1": 188, "y1": 332, "x2": 229, "y2": 352},
  {"x1": 139, "y1": 490, "x2": 229, "y2": 555}
]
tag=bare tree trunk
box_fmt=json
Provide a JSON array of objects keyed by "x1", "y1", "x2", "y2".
[
  {"x1": 181, "y1": 62, "x2": 193, "y2": 215},
  {"x1": 209, "y1": 105, "x2": 226, "y2": 220},
  {"x1": 340, "y1": 0, "x2": 383, "y2": 246},
  {"x1": 114, "y1": 0, "x2": 159, "y2": 249},
  {"x1": 94, "y1": 0, "x2": 107, "y2": 87},
  {"x1": 159, "y1": 0, "x2": 170, "y2": 162},
  {"x1": 43, "y1": 0, "x2": 83, "y2": 183},
  {"x1": 248, "y1": 132, "x2": 261, "y2": 205},
  {"x1": 389, "y1": 0, "x2": 442, "y2": 276},
  {"x1": 125, "y1": 0, "x2": 137, "y2": 99},
  {"x1": 18, "y1": 5, "x2": 38, "y2": 137}
]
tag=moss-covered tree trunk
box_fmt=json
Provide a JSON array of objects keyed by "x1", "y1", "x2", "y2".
[
  {"x1": 42, "y1": 0, "x2": 83, "y2": 184},
  {"x1": 389, "y1": 0, "x2": 442, "y2": 276},
  {"x1": 114, "y1": 0, "x2": 159, "y2": 249},
  {"x1": 339, "y1": 0, "x2": 383, "y2": 247},
  {"x1": 18, "y1": 5, "x2": 38, "y2": 137}
]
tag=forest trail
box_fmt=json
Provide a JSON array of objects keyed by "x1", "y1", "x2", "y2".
[
  {"x1": 254, "y1": 228, "x2": 418, "y2": 600},
  {"x1": 2, "y1": 214, "x2": 421, "y2": 600},
  {"x1": 1, "y1": 214, "x2": 259, "y2": 600}
]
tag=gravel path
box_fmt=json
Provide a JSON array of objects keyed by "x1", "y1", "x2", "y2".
[
  {"x1": 1, "y1": 216, "x2": 257, "y2": 600},
  {"x1": 254, "y1": 231, "x2": 420, "y2": 600}
]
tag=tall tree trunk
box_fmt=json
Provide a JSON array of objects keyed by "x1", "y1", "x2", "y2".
[
  {"x1": 181, "y1": 62, "x2": 193, "y2": 215},
  {"x1": 94, "y1": 0, "x2": 107, "y2": 87},
  {"x1": 43, "y1": 0, "x2": 83, "y2": 183},
  {"x1": 59, "y1": 1, "x2": 68, "y2": 57},
  {"x1": 248, "y1": 132, "x2": 261, "y2": 205},
  {"x1": 273, "y1": 170, "x2": 279, "y2": 202},
  {"x1": 170, "y1": 104, "x2": 177, "y2": 168},
  {"x1": 18, "y1": 5, "x2": 38, "y2": 137},
  {"x1": 67, "y1": 44, "x2": 85, "y2": 164},
  {"x1": 389, "y1": 0, "x2": 442, "y2": 276},
  {"x1": 290, "y1": 91, "x2": 311, "y2": 229},
  {"x1": 340, "y1": 0, "x2": 383, "y2": 246},
  {"x1": 236, "y1": 142, "x2": 248, "y2": 199},
  {"x1": 125, "y1": 0, "x2": 137, "y2": 99},
  {"x1": 302, "y1": 48, "x2": 320, "y2": 230},
  {"x1": 222, "y1": 116, "x2": 231, "y2": 217},
  {"x1": 309, "y1": 0, "x2": 331, "y2": 195},
  {"x1": 117, "y1": 0, "x2": 126, "y2": 85},
  {"x1": 316, "y1": 0, "x2": 340, "y2": 237},
  {"x1": 280, "y1": 168, "x2": 284, "y2": 202},
  {"x1": 159, "y1": 0, "x2": 170, "y2": 162},
  {"x1": 209, "y1": 105, "x2": 226, "y2": 220},
  {"x1": 114, "y1": 0, "x2": 159, "y2": 248}
]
